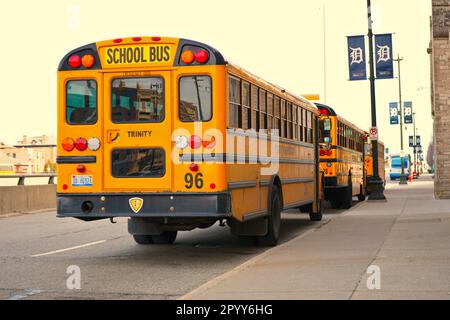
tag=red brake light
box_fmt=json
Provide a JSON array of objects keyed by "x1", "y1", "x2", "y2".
[
  {"x1": 190, "y1": 135, "x2": 202, "y2": 149},
  {"x1": 320, "y1": 149, "x2": 326, "y2": 156},
  {"x1": 195, "y1": 49, "x2": 209, "y2": 64},
  {"x1": 62, "y1": 138, "x2": 75, "y2": 151},
  {"x1": 81, "y1": 54, "x2": 95, "y2": 68},
  {"x1": 189, "y1": 163, "x2": 199, "y2": 172},
  {"x1": 74, "y1": 137, "x2": 88, "y2": 151},
  {"x1": 68, "y1": 55, "x2": 81, "y2": 68},
  {"x1": 181, "y1": 50, "x2": 195, "y2": 64},
  {"x1": 202, "y1": 136, "x2": 216, "y2": 149},
  {"x1": 327, "y1": 150, "x2": 332, "y2": 156},
  {"x1": 76, "y1": 165, "x2": 86, "y2": 173},
  {"x1": 319, "y1": 109, "x2": 329, "y2": 116}
]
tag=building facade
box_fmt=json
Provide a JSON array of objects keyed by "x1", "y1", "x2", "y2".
[{"x1": 430, "y1": 0, "x2": 450, "y2": 198}]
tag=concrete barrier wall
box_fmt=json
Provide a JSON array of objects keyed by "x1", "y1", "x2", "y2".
[{"x1": 0, "y1": 185, "x2": 56, "y2": 215}]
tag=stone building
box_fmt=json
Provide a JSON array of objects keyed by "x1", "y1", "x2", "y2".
[{"x1": 429, "y1": 0, "x2": 450, "y2": 198}]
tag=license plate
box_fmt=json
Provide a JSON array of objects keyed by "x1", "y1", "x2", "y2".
[{"x1": 71, "y1": 175, "x2": 93, "y2": 187}]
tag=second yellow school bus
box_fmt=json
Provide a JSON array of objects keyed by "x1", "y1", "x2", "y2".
[{"x1": 57, "y1": 37, "x2": 322, "y2": 246}]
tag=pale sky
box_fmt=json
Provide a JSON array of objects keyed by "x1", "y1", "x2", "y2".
[{"x1": 0, "y1": 0, "x2": 433, "y2": 155}]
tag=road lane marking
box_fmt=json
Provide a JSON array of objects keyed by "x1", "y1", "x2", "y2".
[{"x1": 31, "y1": 240, "x2": 107, "y2": 257}]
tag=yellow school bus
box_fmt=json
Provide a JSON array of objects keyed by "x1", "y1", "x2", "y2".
[
  {"x1": 316, "y1": 103, "x2": 366, "y2": 209},
  {"x1": 57, "y1": 37, "x2": 322, "y2": 246}
]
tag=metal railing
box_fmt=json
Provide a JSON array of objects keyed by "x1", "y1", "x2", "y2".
[{"x1": 0, "y1": 173, "x2": 56, "y2": 185}]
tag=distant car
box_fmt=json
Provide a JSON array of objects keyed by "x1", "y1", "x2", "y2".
[{"x1": 389, "y1": 155, "x2": 410, "y2": 180}]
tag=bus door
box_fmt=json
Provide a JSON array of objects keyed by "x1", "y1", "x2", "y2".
[{"x1": 103, "y1": 71, "x2": 172, "y2": 192}]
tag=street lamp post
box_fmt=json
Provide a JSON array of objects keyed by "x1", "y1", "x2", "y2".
[
  {"x1": 394, "y1": 55, "x2": 408, "y2": 185},
  {"x1": 413, "y1": 112, "x2": 417, "y2": 176},
  {"x1": 366, "y1": 0, "x2": 386, "y2": 200}
]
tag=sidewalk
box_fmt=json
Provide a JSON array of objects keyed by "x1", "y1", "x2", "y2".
[{"x1": 181, "y1": 175, "x2": 450, "y2": 300}]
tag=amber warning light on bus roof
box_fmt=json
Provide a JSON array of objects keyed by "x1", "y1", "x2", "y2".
[
  {"x1": 181, "y1": 48, "x2": 209, "y2": 65},
  {"x1": 68, "y1": 54, "x2": 96, "y2": 69}
]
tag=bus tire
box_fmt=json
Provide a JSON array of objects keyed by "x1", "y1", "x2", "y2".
[
  {"x1": 133, "y1": 235, "x2": 154, "y2": 245},
  {"x1": 358, "y1": 185, "x2": 366, "y2": 202},
  {"x1": 257, "y1": 186, "x2": 281, "y2": 247},
  {"x1": 152, "y1": 231, "x2": 178, "y2": 245},
  {"x1": 341, "y1": 181, "x2": 353, "y2": 209}
]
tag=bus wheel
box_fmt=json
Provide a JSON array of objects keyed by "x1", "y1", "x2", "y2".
[
  {"x1": 133, "y1": 235, "x2": 154, "y2": 245},
  {"x1": 152, "y1": 231, "x2": 178, "y2": 245},
  {"x1": 358, "y1": 185, "x2": 366, "y2": 202},
  {"x1": 309, "y1": 204, "x2": 323, "y2": 221},
  {"x1": 341, "y1": 182, "x2": 353, "y2": 209},
  {"x1": 257, "y1": 186, "x2": 281, "y2": 247}
]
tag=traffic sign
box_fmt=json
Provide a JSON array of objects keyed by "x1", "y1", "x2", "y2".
[{"x1": 369, "y1": 127, "x2": 378, "y2": 141}]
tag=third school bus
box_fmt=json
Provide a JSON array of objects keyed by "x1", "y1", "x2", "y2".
[
  {"x1": 316, "y1": 103, "x2": 367, "y2": 209},
  {"x1": 57, "y1": 37, "x2": 322, "y2": 247}
]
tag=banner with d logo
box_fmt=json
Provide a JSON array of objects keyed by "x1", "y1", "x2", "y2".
[
  {"x1": 347, "y1": 35, "x2": 367, "y2": 81},
  {"x1": 375, "y1": 34, "x2": 394, "y2": 79}
]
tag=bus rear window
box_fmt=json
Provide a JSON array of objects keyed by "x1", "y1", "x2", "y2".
[
  {"x1": 111, "y1": 77, "x2": 164, "y2": 123},
  {"x1": 66, "y1": 80, "x2": 97, "y2": 125},
  {"x1": 179, "y1": 75, "x2": 212, "y2": 122},
  {"x1": 319, "y1": 118, "x2": 332, "y2": 143},
  {"x1": 111, "y1": 148, "x2": 165, "y2": 178}
]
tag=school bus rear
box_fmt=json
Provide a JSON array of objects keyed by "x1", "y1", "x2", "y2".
[{"x1": 57, "y1": 37, "x2": 229, "y2": 231}]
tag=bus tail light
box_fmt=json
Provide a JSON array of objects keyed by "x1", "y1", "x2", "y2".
[
  {"x1": 181, "y1": 50, "x2": 195, "y2": 64},
  {"x1": 175, "y1": 135, "x2": 189, "y2": 149},
  {"x1": 68, "y1": 55, "x2": 81, "y2": 68},
  {"x1": 151, "y1": 37, "x2": 161, "y2": 41},
  {"x1": 189, "y1": 163, "x2": 199, "y2": 172},
  {"x1": 62, "y1": 138, "x2": 75, "y2": 151},
  {"x1": 195, "y1": 49, "x2": 209, "y2": 64},
  {"x1": 319, "y1": 108, "x2": 330, "y2": 116},
  {"x1": 202, "y1": 136, "x2": 216, "y2": 149},
  {"x1": 326, "y1": 150, "x2": 332, "y2": 156},
  {"x1": 87, "y1": 137, "x2": 101, "y2": 151},
  {"x1": 320, "y1": 149, "x2": 326, "y2": 156},
  {"x1": 74, "y1": 137, "x2": 88, "y2": 151},
  {"x1": 81, "y1": 54, "x2": 95, "y2": 68},
  {"x1": 76, "y1": 165, "x2": 86, "y2": 173},
  {"x1": 190, "y1": 135, "x2": 202, "y2": 149}
]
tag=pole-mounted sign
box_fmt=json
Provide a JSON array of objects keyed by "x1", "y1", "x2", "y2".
[
  {"x1": 416, "y1": 135, "x2": 421, "y2": 146},
  {"x1": 389, "y1": 102, "x2": 399, "y2": 124},
  {"x1": 409, "y1": 136, "x2": 414, "y2": 148},
  {"x1": 374, "y1": 34, "x2": 394, "y2": 79},
  {"x1": 369, "y1": 127, "x2": 378, "y2": 141},
  {"x1": 404, "y1": 101, "x2": 413, "y2": 124},
  {"x1": 347, "y1": 35, "x2": 367, "y2": 81}
]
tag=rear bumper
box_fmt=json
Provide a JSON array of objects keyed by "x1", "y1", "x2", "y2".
[{"x1": 57, "y1": 192, "x2": 231, "y2": 219}]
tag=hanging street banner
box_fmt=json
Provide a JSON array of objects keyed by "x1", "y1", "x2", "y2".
[
  {"x1": 409, "y1": 136, "x2": 414, "y2": 148},
  {"x1": 347, "y1": 35, "x2": 367, "y2": 81},
  {"x1": 404, "y1": 101, "x2": 413, "y2": 124},
  {"x1": 416, "y1": 135, "x2": 421, "y2": 146},
  {"x1": 375, "y1": 34, "x2": 394, "y2": 79},
  {"x1": 389, "y1": 102, "x2": 399, "y2": 124}
]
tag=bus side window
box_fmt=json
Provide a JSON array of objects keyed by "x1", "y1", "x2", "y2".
[
  {"x1": 251, "y1": 85, "x2": 259, "y2": 131},
  {"x1": 228, "y1": 76, "x2": 241, "y2": 128}
]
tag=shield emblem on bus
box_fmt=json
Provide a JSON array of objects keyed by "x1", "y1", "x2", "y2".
[{"x1": 129, "y1": 197, "x2": 144, "y2": 213}]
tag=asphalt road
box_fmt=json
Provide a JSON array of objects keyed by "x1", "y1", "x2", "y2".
[{"x1": 0, "y1": 200, "x2": 348, "y2": 300}]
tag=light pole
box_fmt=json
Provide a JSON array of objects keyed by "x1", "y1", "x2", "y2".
[
  {"x1": 394, "y1": 55, "x2": 408, "y2": 185},
  {"x1": 413, "y1": 112, "x2": 417, "y2": 176},
  {"x1": 366, "y1": 0, "x2": 386, "y2": 200}
]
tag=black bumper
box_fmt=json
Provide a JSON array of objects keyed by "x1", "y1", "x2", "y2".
[{"x1": 57, "y1": 192, "x2": 231, "y2": 219}]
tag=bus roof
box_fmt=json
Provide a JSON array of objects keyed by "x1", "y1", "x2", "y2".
[{"x1": 58, "y1": 37, "x2": 226, "y2": 71}]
